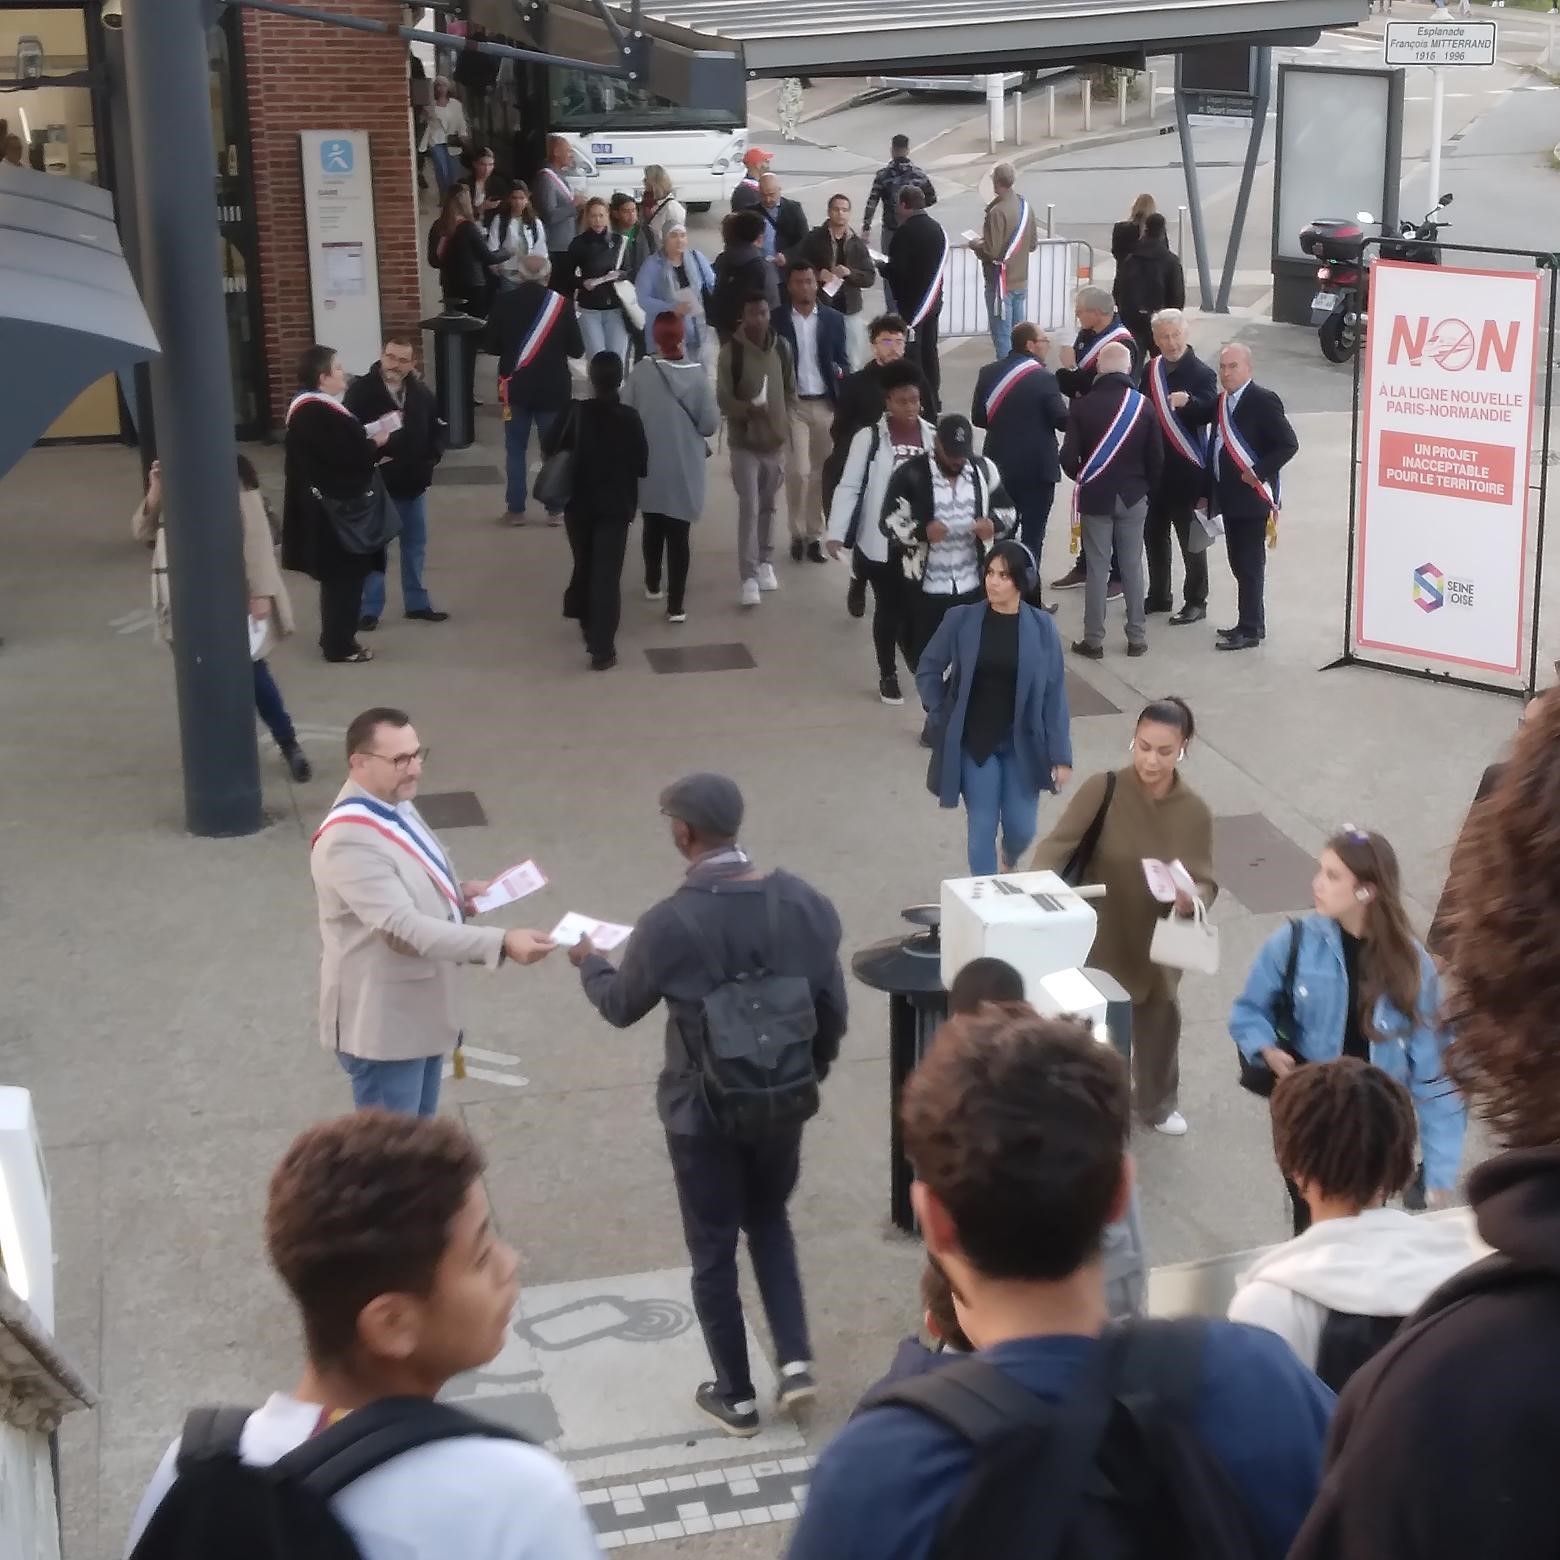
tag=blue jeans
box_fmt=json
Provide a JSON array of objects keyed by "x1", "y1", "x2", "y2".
[
  {"x1": 961, "y1": 737, "x2": 1040, "y2": 876},
  {"x1": 252, "y1": 658, "x2": 296, "y2": 750},
  {"x1": 362, "y1": 491, "x2": 432, "y2": 617},
  {"x1": 430, "y1": 143, "x2": 457, "y2": 195},
  {"x1": 985, "y1": 276, "x2": 1028, "y2": 358},
  {"x1": 338, "y1": 1052, "x2": 443, "y2": 1117},
  {"x1": 580, "y1": 307, "x2": 629, "y2": 366},
  {"x1": 503, "y1": 405, "x2": 560, "y2": 515}
]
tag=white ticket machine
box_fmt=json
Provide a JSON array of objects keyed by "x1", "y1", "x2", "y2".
[{"x1": 0, "y1": 1087, "x2": 53, "y2": 1333}]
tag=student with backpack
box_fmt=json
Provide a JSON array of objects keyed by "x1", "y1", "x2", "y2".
[
  {"x1": 786, "y1": 1007, "x2": 1334, "y2": 1560},
  {"x1": 568, "y1": 773, "x2": 848, "y2": 1437},
  {"x1": 123, "y1": 1111, "x2": 601, "y2": 1560},
  {"x1": 1228, "y1": 1058, "x2": 1483, "y2": 1391}
]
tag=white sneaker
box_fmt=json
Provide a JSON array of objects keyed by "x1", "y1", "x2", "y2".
[
  {"x1": 644, "y1": 585, "x2": 665, "y2": 601},
  {"x1": 757, "y1": 563, "x2": 780, "y2": 591},
  {"x1": 740, "y1": 578, "x2": 761, "y2": 608},
  {"x1": 1153, "y1": 1111, "x2": 1189, "y2": 1137},
  {"x1": 667, "y1": 610, "x2": 687, "y2": 624}
]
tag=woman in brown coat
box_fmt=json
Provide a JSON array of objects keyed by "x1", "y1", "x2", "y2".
[
  {"x1": 134, "y1": 454, "x2": 311, "y2": 782},
  {"x1": 1030, "y1": 695, "x2": 1216, "y2": 1136}
]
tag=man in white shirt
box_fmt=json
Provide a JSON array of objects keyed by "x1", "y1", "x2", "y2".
[
  {"x1": 124, "y1": 1112, "x2": 603, "y2": 1560},
  {"x1": 775, "y1": 261, "x2": 851, "y2": 563}
]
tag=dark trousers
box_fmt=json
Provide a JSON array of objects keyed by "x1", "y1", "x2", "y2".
[
  {"x1": 1224, "y1": 514, "x2": 1268, "y2": 636},
  {"x1": 1145, "y1": 493, "x2": 1208, "y2": 609},
  {"x1": 854, "y1": 550, "x2": 907, "y2": 679},
  {"x1": 665, "y1": 1126, "x2": 811, "y2": 1403},
  {"x1": 548, "y1": 252, "x2": 571, "y2": 294},
  {"x1": 563, "y1": 513, "x2": 631, "y2": 660},
  {"x1": 252, "y1": 658, "x2": 296, "y2": 750},
  {"x1": 906, "y1": 584, "x2": 980, "y2": 670},
  {"x1": 907, "y1": 310, "x2": 940, "y2": 410},
  {"x1": 318, "y1": 574, "x2": 365, "y2": 660},
  {"x1": 642, "y1": 511, "x2": 691, "y2": 615},
  {"x1": 1008, "y1": 478, "x2": 1057, "y2": 565}
]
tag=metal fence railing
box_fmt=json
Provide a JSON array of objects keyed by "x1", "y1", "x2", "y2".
[{"x1": 941, "y1": 237, "x2": 1095, "y2": 340}]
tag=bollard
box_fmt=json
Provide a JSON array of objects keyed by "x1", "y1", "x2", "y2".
[
  {"x1": 1118, "y1": 75, "x2": 1128, "y2": 126},
  {"x1": 1149, "y1": 68, "x2": 1159, "y2": 121},
  {"x1": 1013, "y1": 84, "x2": 1023, "y2": 145},
  {"x1": 1083, "y1": 77, "x2": 1092, "y2": 132},
  {"x1": 1047, "y1": 83, "x2": 1056, "y2": 138},
  {"x1": 1046, "y1": 201, "x2": 1055, "y2": 239},
  {"x1": 1177, "y1": 205, "x2": 1187, "y2": 260}
]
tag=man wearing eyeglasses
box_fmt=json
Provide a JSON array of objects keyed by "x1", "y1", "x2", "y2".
[{"x1": 310, "y1": 705, "x2": 556, "y2": 1116}]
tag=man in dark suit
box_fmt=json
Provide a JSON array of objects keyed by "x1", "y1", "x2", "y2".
[
  {"x1": 1210, "y1": 341, "x2": 1299, "y2": 651},
  {"x1": 885, "y1": 186, "x2": 948, "y2": 407},
  {"x1": 1060, "y1": 343, "x2": 1163, "y2": 660},
  {"x1": 757, "y1": 173, "x2": 809, "y2": 268},
  {"x1": 1143, "y1": 308, "x2": 1219, "y2": 625},
  {"x1": 485, "y1": 252, "x2": 585, "y2": 526},
  {"x1": 774, "y1": 260, "x2": 851, "y2": 563},
  {"x1": 972, "y1": 322, "x2": 1068, "y2": 608}
]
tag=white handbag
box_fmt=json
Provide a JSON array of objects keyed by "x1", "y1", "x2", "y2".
[{"x1": 1149, "y1": 898, "x2": 1220, "y2": 975}]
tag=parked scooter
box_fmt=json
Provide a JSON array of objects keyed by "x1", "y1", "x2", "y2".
[{"x1": 1300, "y1": 194, "x2": 1453, "y2": 363}]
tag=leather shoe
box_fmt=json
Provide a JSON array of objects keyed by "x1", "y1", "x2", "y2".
[
  {"x1": 1144, "y1": 598, "x2": 1173, "y2": 615},
  {"x1": 1126, "y1": 641, "x2": 1149, "y2": 657},
  {"x1": 1169, "y1": 605, "x2": 1206, "y2": 625},
  {"x1": 1216, "y1": 631, "x2": 1261, "y2": 651},
  {"x1": 1070, "y1": 639, "x2": 1104, "y2": 661}
]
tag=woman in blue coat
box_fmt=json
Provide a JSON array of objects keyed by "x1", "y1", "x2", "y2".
[
  {"x1": 634, "y1": 224, "x2": 718, "y2": 362},
  {"x1": 916, "y1": 541, "x2": 1073, "y2": 875},
  {"x1": 1230, "y1": 828, "x2": 1466, "y2": 1230}
]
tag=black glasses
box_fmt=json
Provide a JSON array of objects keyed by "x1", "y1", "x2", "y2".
[{"x1": 361, "y1": 746, "x2": 430, "y2": 773}]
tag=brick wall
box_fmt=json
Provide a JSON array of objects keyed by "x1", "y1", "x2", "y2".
[{"x1": 240, "y1": 0, "x2": 418, "y2": 430}]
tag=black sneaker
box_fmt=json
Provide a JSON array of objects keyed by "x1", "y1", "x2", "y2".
[
  {"x1": 846, "y1": 576, "x2": 867, "y2": 619},
  {"x1": 282, "y1": 745, "x2": 313, "y2": 783},
  {"x1": 358, "y1": 615, "x2": 379, "y2": 632},
  {"x1": 695, "y1": 1382, "x2": 760, "y2": 1438},
  {"x1": 590, "y1": 654, "x2": 618, "y2": 671},
  {"x1": 406, "y1": 608, "x2": 450, "y2": 623},
  {"x1": 790, "y1": 537, "x2": 806, "y2": 563},
  {"x1": 879, "y1": 674, "x2": 903, "y2": 705},
  {"x1": 1070, "y1": 639, "x2": 1104, "y2": 661},
  {"x1": 807, "y1": 540, "x2": 827, "y2": 563},
  {"x1": 1051, "y1": 563, "x2": 1087, "y2": 591},
  {"x1": 777, "y1": 1363, "x2": 817, "y2": 1413}
]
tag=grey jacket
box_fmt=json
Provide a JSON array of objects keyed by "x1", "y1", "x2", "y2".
[
  {"x1": 578, "y1": 867, "x2": 848, "y2": 1135},
  {"x1": 622, "y1": 355, "x2": 720, "y2": 521},
  {"x1": 534, "y1": 165, "x2": 580, "y2": 252}
]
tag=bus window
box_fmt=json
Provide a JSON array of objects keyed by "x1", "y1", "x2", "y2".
[{"x1": 549, "y1": 68, "x2": 742, "y2": 132}]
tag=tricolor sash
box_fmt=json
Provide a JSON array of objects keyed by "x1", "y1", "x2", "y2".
[
  {"x1": 996, "y1": 197, "x2": 1031, "y2": 303},
  {"x1": 499, "y1": 288, "x2": 568, "y2": 408},
  {"x1": 1216, "y1": 393, "x2": 1280, "y2": 513},
  {"x1": 984, "y1": 356, "x2": 1042, "y2": 420},
  {"x1": 313, "y1": 796, "x2": 464, "y2": 921},
  {"x1": 541, "y1": 165, "x2": 575, "y2": 203},
  {"x1": 906, "y1": 229, "x2": 950, "y2": 333},
  {"x1": 1071, "y1": 387, "x2": 1148, "y2": 521},
  {"x1": 1147, "y1": 358, "x2": 1208, "y2": 469},
  {"x1": 286, "y1": 390, "x2": 357, "y2": 425},
  {"x1": 1075, "y1": 321, "x2": 1136, "y2": 373}
]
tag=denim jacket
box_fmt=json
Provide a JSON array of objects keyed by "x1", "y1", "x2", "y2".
[{"x1": 1229, "y1": 913, "x2": 1466, "y2": 1192}]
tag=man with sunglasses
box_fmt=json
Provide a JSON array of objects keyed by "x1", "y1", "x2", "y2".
[{"x1": 310, "y1": 706, "x2": 556, "y2": 1116}]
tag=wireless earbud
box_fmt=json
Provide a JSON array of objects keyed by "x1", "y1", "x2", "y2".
[{"x1": 1355, "y1": 887, "x2": 1372, "y2": 903}]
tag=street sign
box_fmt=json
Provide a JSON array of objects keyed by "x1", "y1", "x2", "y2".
[
  {"x1": 1180, "y1": 88, "x2": 1255, "y2": 119},
  {"x1": 1384, "y1": 21, "x2": 1497, "y2": 67}
]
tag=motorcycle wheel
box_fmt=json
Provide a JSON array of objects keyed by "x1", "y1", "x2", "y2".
[{"x1": 1319, "y1": 310, "x2": 1354, "y2": 364}]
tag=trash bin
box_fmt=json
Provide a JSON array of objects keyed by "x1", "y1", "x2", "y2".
[
  {"x1": 420, "y1": 307, "x2": 487, "y2": 451},
  {"x1": 851, "y1": 905, "x2": 949, "y2": 1235}
]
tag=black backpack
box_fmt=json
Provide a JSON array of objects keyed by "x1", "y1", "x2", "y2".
[
  {"x1": 672, "y1": 876, "x2": 822, "y2": 1138},
  {"x1": 128, "y1": 1397, "x2": 527, "y2": 1560},
  {"x1": 709, "y1": 255, "x2": 763, "y2": 338},
  {"x1": 1313, "y1": 1311, "x2": 1404, "y2": 1394},
  {"x1": 868, "y1": 1320, "x2": 1265, "y2": 1560}
]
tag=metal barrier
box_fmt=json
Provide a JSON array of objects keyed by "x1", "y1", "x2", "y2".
[{"x1": 941, "y1": 237, "x2": 1095, "y2": 340}]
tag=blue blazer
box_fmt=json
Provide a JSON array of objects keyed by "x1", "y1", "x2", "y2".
[
  {"x1": 773, "y1": 303, "x2": 850, "y2": 404},
  {"x1": 1229, "y1": 913, "x2": 1466, "y2": 1191},
  {"x1": 915, "y1": 602, "x2": 1072, "y2": 809},
  {"x1": 635, "y1": 248, "x2": 717, "y2": 356}
]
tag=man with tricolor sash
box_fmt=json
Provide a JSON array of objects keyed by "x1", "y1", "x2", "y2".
[
  {"x1": 969, "y1": 162, "x2": 1038, "y2": 360},
  {"x1": 1143, "y1": 308, "x2": 1219, "y2": 626},
  {"x1": 1050, "y1": 285, "x2": 1142, "y2": 596},
  {"x1": 1060, "y1": 343, "x2": 1163, "y2": 660},
  {"x1": 884, "y1": 186, "x2": 949, "y2": 407},
  {"x1": 487, "y1": 253, "x2": 584, "y2": 526},
  {"x1": 1209, "y1": 341, "x2": 1298, "y2": 652},
  {"x1": 972, "y1": 322, "x2": 1068, "y2": 603},
  {"x1": 310, "y1": 707, "x2": 556, "y2": 1117}
]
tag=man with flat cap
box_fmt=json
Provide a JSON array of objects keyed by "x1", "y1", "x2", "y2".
[{"x1": 568, "y1": 774, "x2": 848, "y2": 1439}]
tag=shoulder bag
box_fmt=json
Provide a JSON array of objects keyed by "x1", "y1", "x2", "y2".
[
  {"x1": 1236, "y1": 917, "x2": 1304, "y2": 1096},
  {"x1": 310, "y1": 469, "x2": 401, "y2": 556},
  {"x1": 1059, "y1": 771, "x2": 1117, "y2": 886},
  {"x1": 531, "y1": 401, "x2": 579, "y2": 513},
  {"x1": 612, "y1": 236, "x2": 647, "y2": 330},
  {"x1": 652, "y1": 360, "x2": 711, "y2": 458}
]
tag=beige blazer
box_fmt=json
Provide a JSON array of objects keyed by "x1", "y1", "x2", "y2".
[{"x1": 310, "y1": 780, "x2": 505, "y2": 1062}]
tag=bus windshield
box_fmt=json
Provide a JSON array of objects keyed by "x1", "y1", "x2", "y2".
[{"x1": 550, "y1": 68, "x2": 743, "y2": 133}]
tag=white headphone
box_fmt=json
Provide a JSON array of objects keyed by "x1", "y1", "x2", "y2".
[{"x1": 1128, "y1": 741, "x2": 1188, "y2": 762}]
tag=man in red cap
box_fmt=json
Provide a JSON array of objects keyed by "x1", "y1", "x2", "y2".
[{"x1": 731, "y1": 147, "x2": 772, "y2": 212}]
